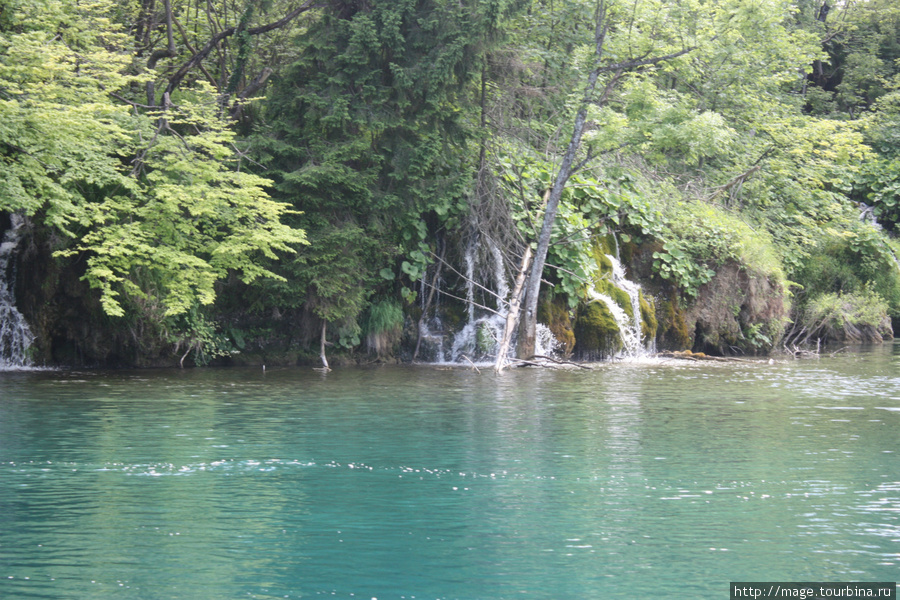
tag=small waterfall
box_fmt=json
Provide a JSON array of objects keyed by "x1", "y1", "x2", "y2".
[
  {"x1": 416, "y1": 317, "x2": 448, "y2": 363},
  {"x1": 607, "y1": 254, "x2": 644, "y2": 354},
  {"x1": 443, "y1": 240, "x2": 557, "y2": 364},
  {"x1": 463, "y1": 246, "x2": 476, "y2": 324},
  {"x1": 449, "y1": 240, "x2": 509, "y2": 363},
  {"x1": 858, "y1": 202, "x2": 880, "y2": 229},
  {"x1": 415, "y1": 238, "x2": 559, "y2": 364},
  {"x1": 488, "y1": 242, "x2": 510, "y2": 303},
  {"x1": 855, "y1": 203, "x2": 900, "y2": 276},
  {"x1": 588, "y1": 290, "x2": 638, "y2": 355},
  {"x1": 587, "y1": 254, "x2": 650, "y2": 358},
  {"x1": 0, "y1": 214, "x2": 35, "y2": 368}
]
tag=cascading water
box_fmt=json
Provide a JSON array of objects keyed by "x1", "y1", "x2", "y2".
[
  {"x1": 858, "y1": 203, "x2": 900, "y2": 275},
  {"x1": 586, "y1": 254, "x2": 652, "y2": 358},
  {"x1": 607, "y1": 254, "x2": 645, "y2": 354},
  {"x1": 858, "y1": 202, "x2": 879, "y2": 228},
  {"x1": 0, "y1": 214, "x2": 35, "y2": 368},
  {"x1": 448, "y1": 240, "x2": 510, "y2": 363},
  {"x1": 418, "y1": 239, "x2": 557, "y2": 364},
  {"x1": 588, "y1": 290, "x2": 639, "y2": 354},
  {"x1": 463, "y1": 246, "x2": 476, "y2": 324}
]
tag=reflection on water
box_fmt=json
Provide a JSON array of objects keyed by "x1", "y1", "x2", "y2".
[{"x1": 1, "y1": 345, "x2": 899, "y2": 599}]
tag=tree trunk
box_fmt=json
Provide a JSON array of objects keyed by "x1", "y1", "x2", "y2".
[
  {"x1": 517, "y1": 2, "x2": 609, "y2": 359},
  {"x1": 145, "y1": 0, "x2": 176, "y2": 106},
  {"x1": 494, "y1": 245, "x2": 532, "y2": 372},
  {"x1": 515, "y1": 0, "x2": 696, "y2": 359},
  {"x1": 319, "y1": 321, "x2": 330, "y2": 370}
]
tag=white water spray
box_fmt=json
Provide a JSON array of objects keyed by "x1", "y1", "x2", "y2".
[
  {"x1": 586, "y1": 255, "x2": 651, "y2": 358},
  {"x1": 442, "y1": 240, "x2": 557, "y2": 364},
  {"x1": 463, "y1": 246, "x2": 476, "y2": 324},
  {"x1": 449, "y1": 240, "x2": 509, "y2": 363},
  {"x1": 0, "y1": 214, "x2": 35, "y2": 368},
  {"x1": 607, "y1": 255, "x2": 645, "y2": 354},
  {"x1": 488, "y1": 242, "x2": 510, "y2": 303}
]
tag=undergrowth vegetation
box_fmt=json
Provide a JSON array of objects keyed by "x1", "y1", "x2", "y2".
[{"x1": 5, "y1": 0, "x2": 900, "y2": 364}]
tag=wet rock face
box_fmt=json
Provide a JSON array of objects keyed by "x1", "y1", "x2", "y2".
[
  {"x1": 686, "y1": 260, "x2": 788, "y2": 355},
  {"x1": 537, "y1": 295, "x2": 575, "y2": 357},
  {"x1": 656, "y1": 293, "x2": 692, "y2": 351}
]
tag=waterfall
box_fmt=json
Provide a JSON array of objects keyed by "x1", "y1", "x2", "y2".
[
  {"x1": 463, "y1": 246, "x2": 476, "y2": 324},
  {"x1": 607, "y1": 254, "x2": 644, "y2": 354},
  {"x1": 443, "y1": 240, "x2": 557, "y2": 364},
  {"x1": 0, "y1": 214, "x2": 35, "y2": 369},
  {"x1": 858, "y1": 202, "x2": 880, "y2": 229},
  {"x1": 415, "y1": 239, "x2": 559, "y2": 364},
  {"x1": 449, "y1": 240, "x2": 509, "y2": 363},
  {"x1": 488, "y1": 242, "x2": 510, "y2": 303},
  {"x1": 587, "y1": 254, "x2": 650, "y2": 358}
]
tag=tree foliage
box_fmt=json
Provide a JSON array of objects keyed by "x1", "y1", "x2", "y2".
[
  {"x1": 255, "y1": 0, "x2": 527, "y2": 333},
  {"x1": 4, "y1": 0, "x2": 900, "y2": 364},
  {"x1": 0, "y1": 0, "x2": 305, "y2": 361}
]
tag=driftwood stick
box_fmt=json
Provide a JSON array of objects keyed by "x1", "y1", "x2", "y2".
[
  {"x1": 460, "y1": 355, "x2": 481, "y2": 373},
  {"x1": 531, "y1": 354, "x2": 593, "y2": 369},
  {"x1": 654, "y1": 351, "x2": 755, "y2": 363}
]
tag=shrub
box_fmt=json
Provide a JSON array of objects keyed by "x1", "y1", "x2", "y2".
[
  {"x1": 799, "y1": 287, "x2": 892, "y2": 343},
  {"x1": 363, "y1": 300, "x2": 404, "y2": 357}
]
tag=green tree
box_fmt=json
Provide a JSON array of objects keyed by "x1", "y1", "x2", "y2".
[
  {"x1": 0, "y1": 0, "x2": 305, "y2": 361},
  {"x1": 257, "y1": 0, "x2": 526, "y2": 352},
  {"x1": 805, "y1": 0, "x2": 900, "y2": 118}
]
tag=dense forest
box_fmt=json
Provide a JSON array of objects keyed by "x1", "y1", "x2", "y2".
[{"x1": 1, "y1": 0, "x2": 899, "y2": 368}]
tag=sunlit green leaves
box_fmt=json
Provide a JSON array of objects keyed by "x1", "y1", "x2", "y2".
[
  {"x1": 0, "y1": 0, "x2": 137, "y2": 227},
  {"x1": 1, "y1": 1, "x2": 305, "y2": 322},
  {"x1": 69, "y1": 90, "x2": 307, "y2": 317}
]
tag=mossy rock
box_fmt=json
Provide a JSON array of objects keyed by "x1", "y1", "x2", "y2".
[
  {"x1": 538, "y1": 294, "x2": 575, "y2": 356},
  {"x1": 618, "y1": 237, "x2": 635, "y2": 267},
  {"x1": 591, "y1": 239, "x2": 615, "y2": 273},
  {"x1": 437, "y1": 302, "x2": 468, "y2": 332},
  {"x1": 475, "y1": 321, "x2": 496, "y2": 355},
  {"x1": 573, "y1": 301, "x2": 623, "y2": 360},
  {"x1": 639, "y1": 291, "x2": 658, "y2": 340},
  {"x1": 592, "y1": 278, "x2": 634, "y2": 319},
  {"x1": 657, "y1": 295, "x2": 692, "y2": 350}
]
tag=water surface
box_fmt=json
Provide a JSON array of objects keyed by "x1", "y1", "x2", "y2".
[{"x1": 1, "y1": 347, "x2": 899, "y2": 599}]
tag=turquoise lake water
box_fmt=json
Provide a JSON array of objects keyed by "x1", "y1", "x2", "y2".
[{"x1": 1, "y1": 347, "x2": 899, "y2": 599}]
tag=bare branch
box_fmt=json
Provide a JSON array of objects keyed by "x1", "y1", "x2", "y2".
[
  {"x1": 163, "y1": 0, "x2": 321, "y2": 98},
  {"x1": 420, "y1": 279, "x2": 502, "y2": 317},
  {"x1": 596, "y1": 45, "x2": 697, "y2": 75},
  {"x1": 172, "y1": 11, "x2": 219, "y2": 89},
  {"x1": 146, "y1": 0, "x2": 177, "y2": 105},
  {"x1": 428, "y1": 250, "x2": 507, "y2": 305}
]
